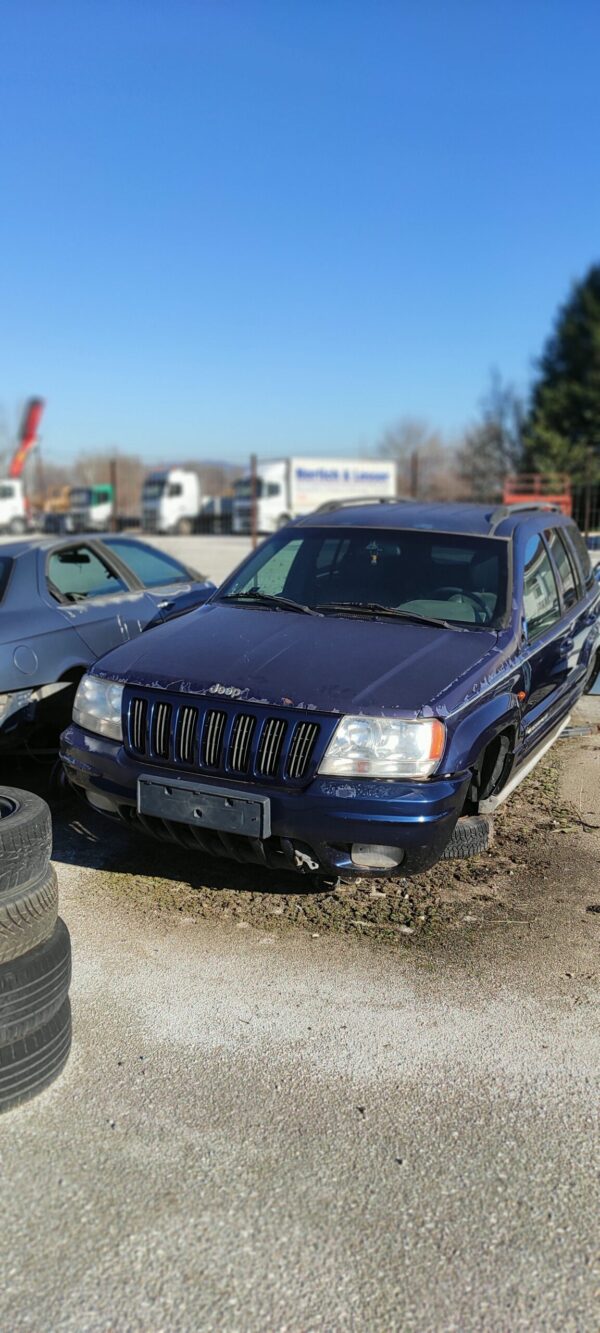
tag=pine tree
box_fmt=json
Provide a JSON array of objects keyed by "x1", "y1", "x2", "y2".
[{"x1": 525, "y1": 264, "x2": 600, "y2": 484}]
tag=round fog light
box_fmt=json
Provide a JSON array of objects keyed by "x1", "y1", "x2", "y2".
[{"x1": 351, "y1": 843, "x2": 404, "y2": 870}]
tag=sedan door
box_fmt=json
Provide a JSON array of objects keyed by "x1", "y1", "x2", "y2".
[
  {"x1": 100, "y1": 537, "x2": 215, "y2": 621},
  {"x1": 43, "y1": 541, "x2": 154, "y2": 656}
]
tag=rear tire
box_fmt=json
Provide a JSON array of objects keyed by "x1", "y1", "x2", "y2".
[
  {"x1": 0, "y1": 999, "x2": 71, "y2": 1112},
  {"x1": 442, "y1": 814, "x2": 494, "y2": 860},
  {"x1": 0, "y1": 866, "x2": 59, "y2": 964},
  {"x1": 8, "y1": 517, "x2": 26, "y2": 535},
  {"x1": 0, "y1": 789, "x2": 52, "y2": 897},
  {"x1": 0, "y1": 918, "x2": 71, "y2": 1044}
]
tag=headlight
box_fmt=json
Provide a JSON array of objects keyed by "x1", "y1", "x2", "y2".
[
  {"x1": 73, "y1": 675, "x2": 124, "y2": 741},
  {"x1": 318, "y1": 715, "x2": 445, "y2": 779}
]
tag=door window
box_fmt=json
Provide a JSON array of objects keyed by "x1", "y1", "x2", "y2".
[
  {"x1": 563, "y1": 524, "x2": 594, "y2": 590},
  {"x1": 48, "y1": 545, "x2": 128, "y2": 601},
  {"x1": 103, "y1": 539, "x2": 190, "y2": 588},
  {"x1": 545, "y1": 528, "x2": 579, "y2": 609},
  {"x1": 523, "y1": 536, "x2": 561, "y2": 640}
]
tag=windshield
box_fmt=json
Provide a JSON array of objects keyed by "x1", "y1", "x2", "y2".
[
  {"x1": 218, "y1": 527, "x2": 509, "y2": 628},
  {"x1": 143, "y1": 479, "x2": 166, "y2": 501},
  {"x1": 234, "y1": 477, "x2": 280, "y2": 500},
  {"x1": 69, "y1": 488, "x2": 92, "y2": 508}
]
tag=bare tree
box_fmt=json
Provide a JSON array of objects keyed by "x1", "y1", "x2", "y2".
[
  {"x1": 377, "y1": 416, "x2": 463, "y2": 500},
  {"x1": 456, "y1": 372, "x2": 525, "y2": 502}
]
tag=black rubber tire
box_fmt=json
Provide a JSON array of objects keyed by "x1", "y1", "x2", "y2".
[
  {"x1": 0, "y1": 788, "x2": 52, "y2": 897},
  {"x1": 0, "y1": 918, "x2": 71, "y2": 1045},
  {"x1": 442, "y1": 814, "x2": 494, "y2": 860},
  {"x1": 0, "y1": 998, "x2": 71, "y2": 1113},
  {"x1": 0, "y1": 865, "x2": 59, "y2": 965}
]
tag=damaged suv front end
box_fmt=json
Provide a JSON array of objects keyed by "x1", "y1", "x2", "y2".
[{"x1": 60, "y1": 503, "x2": 600, "y2": 878}]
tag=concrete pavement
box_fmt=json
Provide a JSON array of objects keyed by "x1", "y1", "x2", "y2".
[{"x1": 0, "y1": 701, "x2": 597, "y2": 1330}]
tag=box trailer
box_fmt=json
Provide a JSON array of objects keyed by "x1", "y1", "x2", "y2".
[{"x1": 232, "y1": 457, "x2": 397, "y2": 534}]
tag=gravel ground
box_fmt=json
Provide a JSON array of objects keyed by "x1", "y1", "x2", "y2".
[{"x1": 0, "y1": 699, "x2": 598, "y2": 1331}]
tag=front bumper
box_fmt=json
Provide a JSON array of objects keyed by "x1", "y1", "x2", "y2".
[{"x1": 60, "y1": 723, "x2": 470, "y2": 877}]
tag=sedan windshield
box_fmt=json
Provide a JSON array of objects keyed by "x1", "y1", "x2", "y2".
[{"x1": 218, "y1": 527, "x2": 509, "y2": 628}]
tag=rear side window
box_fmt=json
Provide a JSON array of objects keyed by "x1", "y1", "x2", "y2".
[
  {"x1": 0, "y1": 556, "x2": 13, "y2": 602},
  {"x1": 47, "y1": 545, "x2": 128, "y2": 601},
  {"x1": 545, "y1": 528, "x2": 579, "y2": 609},
  {"x1": 563, "y1": 524, "x2": 594, "y2": 590},
  {"x1": 523, "y1": 535, "x2": 561, "y2": 640}
]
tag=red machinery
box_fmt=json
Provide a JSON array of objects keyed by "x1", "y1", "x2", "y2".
[
  {"x1": 502, "y1": 473, "x2": 572, "y2": 516},
  {"x1": 8, "y1": 397, "x2": 45, "y2": 479}
]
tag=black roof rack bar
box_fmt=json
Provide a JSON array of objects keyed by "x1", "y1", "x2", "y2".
[
  {"x1": 487, "y1": 501, "x2": 563, "y2": 535},
  {"x1": 313, "y1": 495, "x2": 413, "y2": 515}
]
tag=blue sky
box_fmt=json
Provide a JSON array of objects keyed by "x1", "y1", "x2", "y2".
[{"x1": 1, "y1": 0, "x2": 599, "y2": 466}]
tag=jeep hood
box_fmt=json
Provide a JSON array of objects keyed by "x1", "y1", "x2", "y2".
[{"x1": 92, "y1": 602, "x2": 501, "y2": 717}]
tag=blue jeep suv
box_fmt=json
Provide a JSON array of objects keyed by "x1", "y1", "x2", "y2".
[{"x1": 60, "y1": 501, "x2": 600, "y2": 878}]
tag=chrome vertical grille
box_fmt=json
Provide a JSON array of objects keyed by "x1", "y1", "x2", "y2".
[
  {"x1": 130, "y1": 697, "x2": 148, "y2": 752},
  {"x1": 286, "y1": 721, "x2": 320, "y2": 779},
  {"x1": 201, "y1": 710, "x2": 227, "y2": 767},
  {"x1": 256, "y1": 717, "x2": 287, "y2": 777},
  {"x1": 176, "y1": 706, "x2": 198, "y2": 764},
  {"x1": 126, "y1": 692, "x2": 327, "y2": 784},
  {"x1": 228, "y1": 713, "x2": 256, "y2": 773},
  {"x1": 152, "y1": 701, "x2": 172, "y2": 758}
]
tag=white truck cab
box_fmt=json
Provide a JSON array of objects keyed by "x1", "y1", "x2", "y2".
[
  {"x1": 142, "y1": 468, "x2": 203, "y2": 535},
  {"x1": 68, "y1": 484, "x2": 114, "y2": 533},
  {"x1": 0, "y1": 480, "x2": 27, "y2": 534},
  {"x1": 232, "y1": 457, "x2": 397, "y2": 534}
]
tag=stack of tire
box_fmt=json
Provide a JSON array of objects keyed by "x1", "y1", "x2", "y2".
[{"x1": 0, "y1": 788, "x2": 71, "y2": 1112}]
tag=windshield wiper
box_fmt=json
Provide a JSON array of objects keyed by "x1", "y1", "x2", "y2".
[
  {"x1": 220, "y1": 590, "x2": 322, "y2": 617},
  {"x1": 316, "y1": 601, "x2": 468, "y2": 630}
]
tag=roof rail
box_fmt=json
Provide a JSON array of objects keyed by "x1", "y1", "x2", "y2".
[
  {"x1": 487, "y1": 501, "x2": 562, "y2": 536},
  {"x1": 313, "y1": 495, "x2": 413, "y2": 515}
]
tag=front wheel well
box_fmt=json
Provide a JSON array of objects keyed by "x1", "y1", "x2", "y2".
[{"x1": 463, "y1": 728, "x2": 516, "y2": 814}]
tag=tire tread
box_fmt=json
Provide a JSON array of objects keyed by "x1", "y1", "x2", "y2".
[
  {"x1": 0, "y1": 867, "x2": 58, "y2": 964},
  {"x1": 0, "y1": 919, "x2": 71, "y2": 1043},
  {"x1": 0, "y1": 1000, "x2": 71, "y2": 1111}
]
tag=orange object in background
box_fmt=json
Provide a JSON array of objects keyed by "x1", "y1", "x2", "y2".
[
  {"x1": 7, "y1": 397, "x2": 45, "y2": 479},
  {"x1": 502, "y1": 472, "x2": 572, "y2": 516}
]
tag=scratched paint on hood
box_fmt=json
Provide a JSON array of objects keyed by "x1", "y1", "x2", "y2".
[{"x1": 91, "y1": 601, "x2": 500, "y2": 718}]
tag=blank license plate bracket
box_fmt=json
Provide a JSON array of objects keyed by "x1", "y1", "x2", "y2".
[{"x1": 137, "y1": 776, "x2": 271, "y2": 838}]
